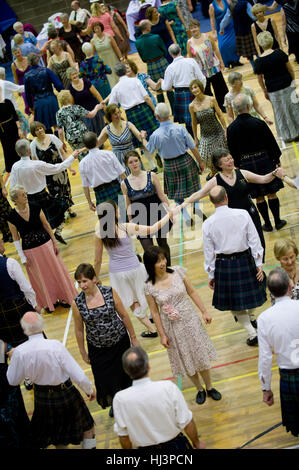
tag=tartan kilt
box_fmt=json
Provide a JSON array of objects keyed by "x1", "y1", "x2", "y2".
[
  {"x1": 279, "y1": 369, "x2": 299, "y2": 437},
  {"x1": 173, "y1": 89, "x2": 194, "y2": 126},
  {"x1": 126, "y1": 103, "x2": 158, "y2": 142},
  {"x1": 236, "y1": 34, "x2": 257, "y2": 58},
  {"x1": 27, "y1": 189, "x2": 68, "y2": 229},
  {"x1": 213, "y1": 252, "x2": 267, "y2": 311},
  {"x1": 147, "y1": 57, "x2": 169, "y2": 81},
  {"x1": 31, "y1": 380, "x2": 94, "y2": 448},
  {"x1": 163, "y1": 153, "x2": 200, "y2": 200},
  {"x1": 239, "y1": 151, "x2": 284, "y2": 199},
  {"x1": 0, "y1": 296, "x2": 30, "y2": 347},
  {"x1": 94, "y1": 179, "x2": 122, "y2": 206}
]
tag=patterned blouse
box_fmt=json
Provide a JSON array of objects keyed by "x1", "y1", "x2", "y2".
[
  {"x1": 56, "y1": 104, "x2": 88, "y2": 144},
  {"x1": 74, "y1": 285, "x2": 127, "y2": 348},
  {"x1": 188, "y1": 34, "x2": 220, "y2": 78},
  {"x1": 79, "y1": 54, "x2": 111, "y2": 86}
]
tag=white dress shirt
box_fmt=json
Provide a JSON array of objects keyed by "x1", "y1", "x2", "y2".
[
  {"x1": 69, "y1": 8, "x2": 88, "y2": 24},
  {"x1": 7, "y1": 333, "x2": 93, "y2": 395},
  {"x1": 113, "y1": 377, "x2": 192, "y2": 448},
  {"x1": 258, "y1": 297, "x2": 299, "y2": 390},
  {"x1": 202, "y1": 205, "x2": 264, "y2": 279},
  {"x1": 109, "y1": 76, "x2": 147, "y2": 110},
  {"x1": 10, "y1": 155, "x2": 75, "y2": 194},
  {"x1": 0, "y1": 79, "x2": 24, "y2": 110},
  {"x1": 79, "y1": 148, "x2": 125, "y2": 188},
  {"x1": 1, "y1": 254, "x2": 37, "y2": 307},
  {"x1": 162, "y1": 56, "x2": 207, "y2": 91}
]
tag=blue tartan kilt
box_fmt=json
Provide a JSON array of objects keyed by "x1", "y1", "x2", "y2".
[
  {"x1": 126, "y1": 103, "x2": 158, "y2": 143},
  {"x1": 147, "y1": 56, "x2": 169, "y2": 81},
  {"x1": 94, "y1": 179, "x2": 122, "y2": 206},
  {"x1": 213, "y1": 251, "x2": 267, "y2": 311},
  {"x1": 279, "y1": 368, "x2": 299, "y2": 437},
  {"x1": 173, "y1": 89, "x2": 194, "y2": 126},
  {"x1": 27, "y1": 189, "x2": 68, "y2": 229}
]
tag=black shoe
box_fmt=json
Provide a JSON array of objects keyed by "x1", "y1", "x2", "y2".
[
  {"x1": 185, "y1": 218, "x2": 195, "y2": 228},
  {"x1": 207, "y1": 388, "x2": 222, "y2": 401},
  {"x1": 206, "y1": 173, "x2": 213, "y2": 181},
  {"x1": 250, "y1": 319, "x2": 257, "y2": 329},
  {"x1": 44, "y1": 307, "x2": 55, "y2": 314},
  {"x1": 246, "y1": 336, "x2": 258, "y2": 346},
  {"x1": 262, "y1": 223, "x2": 273, "y2": 232},
  {"x1": 149, "y1": 318, "x2": 154, "y2": 323},
  {"x1": 24, "y1": 379, "x2": 33, "y2": 391},
  {"x1": 59, "y1": 301, "x2": 71, "y2": 308},
  {"x1": 196, "y1": 389, "x2": 206, "y2": 405},
  {"x1": 141, "y1": 331, "x2": 158, "y2": 338},
  {"x1": 69, "y1": 211, "x2": 77, "y2": 218},
  {"x1": 275, "y1": 219, "x2": 287, "y2": 230},
  {"x1": 54, "y1": 232, "x2": 67, "y2": 244},
  {"x1": 109, "y1": 406, "x2": 114, "y2": 418}
]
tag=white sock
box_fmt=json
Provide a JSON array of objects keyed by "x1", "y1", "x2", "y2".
[
  {"x1": 247, "y1": 309, "x2": 256, "y2": 322},
  {"x1": 82, "y1": 437, "x2": 96, "y2": 449},
  {"x1": 232, "y1": 311, "x2": 257, "y2": 339}
]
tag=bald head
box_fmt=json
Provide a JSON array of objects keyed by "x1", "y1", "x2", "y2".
[
  {"x1": 20, "y1": 311, "x2": 44, "y2": 336},
  {"x1": 139, "y1": 20, "x2": 151, "y2": 33},
  {"x1": 232, "y1": 93, "x2": 251, "y2": 115},
  {"x1": 209, "y1": 185, "x2": 228, "y2": 206}
]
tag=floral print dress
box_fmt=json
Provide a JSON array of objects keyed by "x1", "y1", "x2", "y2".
[{"x1": 56, "y1": 104, "x2": 88, "y2": 151}]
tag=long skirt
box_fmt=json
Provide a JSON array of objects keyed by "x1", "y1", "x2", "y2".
[
  {"x1": 24, "y1": 239, "x2": 77, "y2": 311},
  {"x1": 213, "y1": 251, "x2": 267, "y2": 311},
  {"x1": 33, "y1": 93, "x2": 59, "y2": 130},
  {"x1": 0, "y1": 296, "x2": 30, "y2": 347},
  {"x1": 173, "y1": 89, "x2": 194, "y2": 126},
  {"x1": 31, "y1": 380, "x2": 94, "y2": 448},
  {"x1": 279, "y1": 368, "x2": 299, "y2": 437},
  {"x1": 88, "y1": 333, "x2": 132, "y2": 409},
  {"x1": 163, "y1": 153, "x2": 200, "y2": 200},
  {"x1": 268, "y1": 85, "x2": 299, "y2": 143},
  {"x1": 0, "y1": 120, "x2": 19, "y2": 173},
  {"x1": 27, "y1": 189, "x2": 68, "y2": 229},
  {"x1": 236, "y1": 33, "x2": 256, "y2": 58},
  {"x1": 217, "y1": 24, "x2": 239, "y2": 68},
  {"x1": 239, "y1": 151, "x2": 284, "y2": 198}
]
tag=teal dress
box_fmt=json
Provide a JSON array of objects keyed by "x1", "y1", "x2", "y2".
[
  {"x1": 158, "y1": 1, "x2": 188, "y2": 56},
  {"x1": 79, "y1": 54, "x2": 112, "y2": 99}
]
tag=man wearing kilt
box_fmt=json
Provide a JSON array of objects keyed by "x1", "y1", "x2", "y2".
[
  {"x1": 161, "y1": 44, "x2": 206, "y2": 137},
  {"x1": 79, "y1": 132, "x2": 127, "y2": 220},
  {"x1": 7, "y1": 311, "x2": 97, "y2": 449},
  {"x1": 203, "y1": 186, "x2": 266, "y2": 346},
  {"x1": 258, "y1": 268, "x2": 299, "y2": 437},
  {"x1": 135, "y1": 20, "x2": 175, "y2": 113},
  {"x1": 10, "y1": 139, "x2": 80, "y2": 245}
]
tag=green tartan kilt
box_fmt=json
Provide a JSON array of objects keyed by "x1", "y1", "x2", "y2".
[
  {"x1": 94, "y1": 179, "x2": 122, "y2": 206},
  {"x1": 147, "y1": 56, "x2": 169, "y2": 81},
  {"x1": 163, "y1": 153, "x2": 200, "y2": 200},
  {"x1": 279, "y1": 368, "x2": 299, "y2": 437}
]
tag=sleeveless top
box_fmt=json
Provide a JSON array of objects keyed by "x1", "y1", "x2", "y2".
[
  {"x1": 7, "y1": 204, "x2": 50, "y2": 250},
  {"x1": 106, "y1": 233, "x2": 140, "y2": 273},
  {"x1": 13, "y1": 62, "x2": 30, "y2": 85},
  {"x1": 188, "y1": 35, "x2": 220, "y2": 78},
  {"x1": 254, "y1": 19, "x2": 279, "y2": 50},
  {"x1": 51, "y1": 58, "x2": 72, "y2": 89},
  {"x1": 74, "y1": 285, "x2": 127, "y2": 348},
  {"x1": 107, "y1": 122, "x2": 133, "y2": 153},
  {"x1": 216, "y1": 169, "x2": 255, "y2": 212}
]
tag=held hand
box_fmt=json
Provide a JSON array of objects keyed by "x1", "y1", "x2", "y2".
[
  {"x1": 256, "y1": 267, "x2": 264, "y2": 283},
  {"x1": 170, "y1": 204, "x2": 183, "y2": 217},
  {"x1": 87, "y1": 390, "x2": 97, "y2": 401},
  {"x1": 72, "y1": 149, "x2": 80, "y2": 160},
  {"x1": 89, "y1": 202, "x2": 96, "y2": 212},
  {"x1": 274, "y1": 167, "x2": 284, "y2": 179},
  {"x1": 202, "y1": 312, "x2": 212, "y2": 324},
  {"x1": 161, "y1": 334, "x2": 170, "y2": 348},
  {"x1": 140, "y1": 130, "x2": 147, "y2": 139},
  {"x1": 208, "y1": 278, "x2": 215, "y2": 290},
  {"x1": 70, "y1": 168, "x2": 77, "y2": 176},
  {"x1": 263, "y1": 390, "x2": 274, "y2": 406}
]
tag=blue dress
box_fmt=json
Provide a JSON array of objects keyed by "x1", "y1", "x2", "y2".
[{"x1": 212, "y1": 0, "x2": 239, "y2": 67}]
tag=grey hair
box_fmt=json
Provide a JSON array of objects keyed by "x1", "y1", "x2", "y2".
[
  {"x1": 155, "y1": 102, "x2": 170, "y2": 119},
  {"x1": 66, "y1": 66, "x2": 78, "y2": 79},
  {"x1": 27, "y1": 52, "x2": 40, "y2": 66},
  {"x1": 20, "y1": 312, "x2": 44, "y2": 336},
  {"x1": 60, "y1": 13, "x2": 69, "y2": 21},
  {"x1": 114, "y1": 62, "x2": 127, "y2": 77},
  {"x1": 15, "y1": 138, "x2": 30, "y2": 157},
  {"x1": 232, "y1": 93, "x2": 251, "y2": 115},
  {"x1": 122, "y1": 347, "x2": 149, "y2": 380},
  {"x1": 168, "y1": 43, "x2": 181, "y2": 57},
  {"x1": 9, "y1": 184, "x2": 26, "y2": 203},
  {"x1": 82, "y1": 42, "x2": 94, "y2": 56},
  {"x1": 267, "y1": 267, "x2": 291, "y2": 298},
  {"x1": 228, "y1": 71, "x2": 242, "y2": 86},
  {"x1": 257, "y1": 31, "x2": 273, "y2": 50},
  {"x1": 0, "y1": 67, "x2": 5, "y2": 78},
  {"x1": 13, "y1": 21, "x2": 23, "y2": 31}
]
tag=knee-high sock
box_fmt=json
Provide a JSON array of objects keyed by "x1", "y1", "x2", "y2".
[
  {"x1": 232, "y1": 311, "x2": 257, "y2": 339},
  {"x1": 82, "y1": 437, "x2": 96, "y2": 449},
  {"x1": 268, "y1": 197, "x2": 281, "y2": 225},
  {"x1": 247, "y1": 309, "x2": 256, "y2": 322},
  {"x1": 256, "y1": 201, "x2": 271, "y2": 226}
]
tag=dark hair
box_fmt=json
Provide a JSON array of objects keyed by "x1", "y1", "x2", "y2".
[
  {"x1": 211, "y1": 148, "x2": 231, "y2": 172},
  {"x1": 122, "y1": 346, "x2": 149, "y2": 380},
  {"x1": 104, "y1": 104, "x2": 120, "y2": 123},
  {"x1": 143, "y1": 246, "x2": 173, "y2": 285},
  {"x1": 267, "y1": 268, "x2": 290, "y2": 298},
  {"x1": 75, "y1": 263, "x2": 96, "y2": 281},
  {"x1": 48, "y1": 27, "x2": 58, "y2": 40},
  {"x1": 124, "y1": 150, "x2": 141, "y2": 166},
  {"x1": 30, "y1": 121, "x2": 46, "y2": 137},
  {"x1": 189, "y1": 18, "x2": 201, "y2": 29},
  {"x1": 126, "y1": 59, "x2": 138, "y2": 74},
  {"x1": 83, "y1": 131, "x2": 98, "y2": 149},
  {"x1": 97, "y1": 199, "x2": 121, "y2": 249},
  {"x1": 92, "y1": 21, "x2": 104, "y2": 32},
  {"x1": 189, "y1": 78, "x2": 205, "y2": 94}
]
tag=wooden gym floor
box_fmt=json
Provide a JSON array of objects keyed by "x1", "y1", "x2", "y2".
[{"x1": 1, "y1": 12, "x2": 299, "y2": 449}]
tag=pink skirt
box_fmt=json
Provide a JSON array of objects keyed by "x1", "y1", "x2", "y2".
[{"x1": 24, "y1": 240, "x2": 78, "y2": 311}]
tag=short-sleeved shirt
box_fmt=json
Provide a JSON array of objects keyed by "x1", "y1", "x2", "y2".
[
  {"x1": 254, "y1": 49, "x2": 292, "y2": 92},
  {"x1": 108, "y1": 75, "x2": 147, "y2": 110},
  {"x1": 146, "y1": 121, "x2": 195, "y2": 159},
  {"x1": 79, "y1": 147, "x2": 125, "y2": 188}
]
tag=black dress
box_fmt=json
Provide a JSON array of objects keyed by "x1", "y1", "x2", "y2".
[
  {"x1": 254, "y1": 19, "x2": 279, "y2": 51},
  {"x1": 0, "y1": 192, "x2": 13, "y2": 242},
  {"x1": 59, "y1": 25, "x2": 85, "y2": 63},
  {"x1": 74, "y1": 285, "x2": 132, "y2": 409},
  {"x1": 0, "y1": 99, "x2": 20, "y2": 173},
  {"x1": 216, "y1": 170, "x2": 265, "y2": 255}
]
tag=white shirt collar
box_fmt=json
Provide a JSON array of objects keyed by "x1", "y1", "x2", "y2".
[
  {"x1": 215, "y1": 205, "x2": 229, "y2": 212},
  {"x1": 132, "y1": 377, "x2": 151, "y2": 387},
  {"x1": 173, "y1": 56, "x2": 184, "y2": 62},
  {"x1": 21, "y1": 156, "x2": 30, "y2": 160},
  {"x1": 28, "y1": 333, "x2": 45, "y2": 341},
  {"x1": 273, "y1": 295, "x2": 291, "y2": 303}
]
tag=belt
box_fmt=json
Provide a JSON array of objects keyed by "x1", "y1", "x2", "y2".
[
  {"x1": 174, "y1": 87, "x2": 191, "y2": 92},
  {"x1": 279, "y1": 368, "x2": 299, "y2": 375},
  {"x1": 93, "y1": 178, "x2": 119, "y2": 193},
  {"x1": 165, "y1": 152, "x2": 189, "y2": 161},
  {"x1": 34, "y1": 378, "x2": 72, "y2": 392},
  {"x1": 138, "y1": 433, "x2": 187, "y2": 449},
  {"x1": 127, "y1": 102, "x2": 146, "y2": 112},
  {"x1": 146, "y1": 55, "x2": 164, "y2": 63},
  {"x1": 0, "y1": 116, "x2": 14, "y2": 131},
  {"x1": 216, "y1": 249, "x2": 251, "y2": 259}
]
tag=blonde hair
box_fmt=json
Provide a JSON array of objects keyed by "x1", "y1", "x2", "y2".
[
  {"x1": 13, "y1": 33, "x2": 23, "y2": 45},
  {"x1": 274, "y1": 239, "x2": 298, "y2": 260},
  {"x1": 91, "y1": 2, "x2": 105, "y2": 16},
  {"x1": 252, "y1": 3, "x2": 266, "y2": 16},
  {"x1": 66, "y1": 66, "x2": 78, "y2": 79},
  {"x1": 58, "y1": 90, "x2": 73, "y2": 107},
  {"x1": 10, "y1": 184, "x2": 26, "y2": 203},
  {"x1": 257, "y1": 31, "x2": 274, "y2": 50}
]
